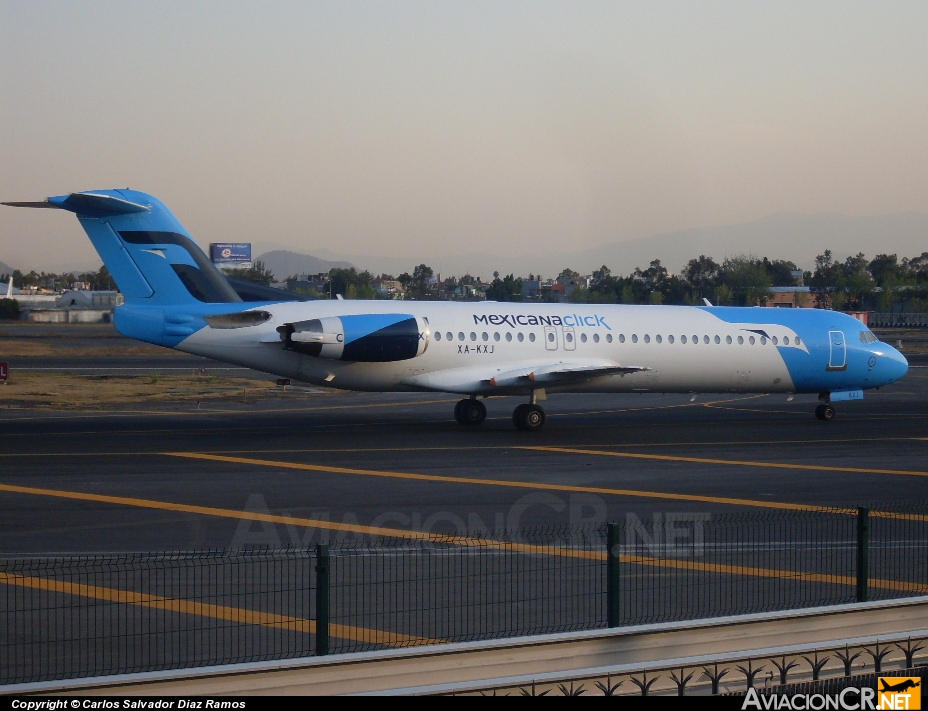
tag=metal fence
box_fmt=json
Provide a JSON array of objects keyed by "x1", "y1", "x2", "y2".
[
  {"x1": 2, "y1": 505, "x2": 926, "y2": 685},
  {"x1": 869, "y1": 312, "x2": 928, "y2": 328}
]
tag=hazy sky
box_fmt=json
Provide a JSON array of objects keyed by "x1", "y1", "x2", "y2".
[{"x1": 2, "y1": 1, "x2": 927, "y2": 273}]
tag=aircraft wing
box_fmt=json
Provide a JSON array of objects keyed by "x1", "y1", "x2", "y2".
[{"x1": 402, "y1": 359, "x2": 648, "y2": 395}]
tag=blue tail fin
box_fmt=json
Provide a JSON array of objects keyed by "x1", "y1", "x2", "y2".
[{"x1": 6, "y1": 190, "x2": 241, "y2": 307}]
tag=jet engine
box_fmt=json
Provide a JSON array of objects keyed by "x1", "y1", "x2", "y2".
[{"x1": 278, "y1": 313, "x2": 429, "y2": 362}]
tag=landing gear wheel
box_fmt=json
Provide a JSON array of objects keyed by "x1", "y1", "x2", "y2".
[
  {"x1": 455, "y1": 398, "x2": 486, "y2": 426},
  {"x1": 815, "y1": 403, "x2": 836, "y2": 421},
  {"x1": 513, "y1": 403, "x2": 546, "y2": 431}
]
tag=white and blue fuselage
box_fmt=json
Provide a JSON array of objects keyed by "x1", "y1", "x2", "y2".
[{"x1": 4, "y1": 189, "x2": 908, "y2": 430}]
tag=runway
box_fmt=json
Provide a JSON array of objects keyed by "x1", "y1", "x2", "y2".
[{"x1": 1, "y1": 364, "x2": 927, "y2": 555}]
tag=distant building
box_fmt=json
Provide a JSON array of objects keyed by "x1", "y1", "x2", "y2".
[
  {"x1": 373, "y1": 279, "x2": 406, "y2": 299},
  {"x1": 521, "y1": 279, "x2": 542, "y2": 300},
  {"x1": 16, "y1": 290, "x2": 124, "y2": 323},
  {"x1": 286, "y1": 273, "x2": 330, "y2": 295},
  {"x1": 765, "y1": 287, "x2": 815, "y2": 308}
]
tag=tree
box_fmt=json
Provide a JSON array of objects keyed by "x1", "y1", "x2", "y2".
[
  {"x1": 484, "y1": 274, "x2": 523, "y2": 302},
  {"x1": 762, "y1": 258, "x2": 800, "y2": 286},
  {"x1": 408, "y1": 264, "x2": 435, "y2": 299},
  {"x1": 682, "y1": 255, "x2": 720, "y2": 297},
  {"x1": 633, "y1": 259, "x2": 669, "y2": 300},
  {"x1": 841, "y1": 252, "x2": 874, "y2": 310},
  {"x1": 0, "y1": 298, "x2": 20, "y2": 320},
  {"x1": 810, "y1": 250, "x2": 838, "y2": 308},
  {"x1": 868, "y1": 254, "x2": 901, "y2": 286},
  {"x1": 557, "y1": 268, "x2": 580, "y2": 284},
  {"x1": 223, "y1": 260, "x2": 274, "y2": 285},
  {"x1": 329, "y1": 267, "x2": 377, "y2": 299},
  {"x1": 584, "y1": 265, "x2": 615, "y2": 302},
  {"x1": 718, "y1": 256, "x2": 771, "y2": 306}
]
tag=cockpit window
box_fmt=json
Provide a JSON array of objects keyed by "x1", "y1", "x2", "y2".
[{"x1": 859, "y1": 330, "x2": 878, "y2": 344}]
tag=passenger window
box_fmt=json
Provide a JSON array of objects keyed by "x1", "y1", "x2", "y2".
[
  {"x1": 716, "y1": 335, "x2": 722, "y2": 344},
  {"x1": 738, "y1": 336, "x2": 744, "y2": 345},
  {"x1": 606, "y1": 334, "x2": 613, "y2": 343},
  {"x1": 656, "y1": 335, "x2": 663, "y2": 344},
  {"x1": 795, "y1": 336, "x2": 801, "y2": 345},
  {"x1": 482, "y1": 332, "x2": 488, "y2": 341},
  {"x1": 529, "y1": 333, "x2": 536, "y2": 342},
  {"x1": 618, "y1": 334, "x2": 625, "y2": 343},
  {"x1": 565, "y1": 332, "x2": 574, "y2": 343},
  {"x1": 761, "y1": 336, "x2": 767, "y2": 345},
  {"x1": 749, "y1": 336, "x2": 755, "y2": 345},
  {"x1": 632, "y1": 334, "x2": 638, "y2": 343},
  {"x1": 446, "y1": 332, "x2": 453, "y2": 341},
  {"x1": 724, "y1": 335, "x2": 730, "y2": 344},
  {"x1": 693, "y1": 335, "x2": 698, "y2": 344},
  {"x1": 580, "y1": 333, "x2": 587, "y2": 343},
  {"x1": 783, "y1": 336, "x2": 789, "y2": 345},
  {"x1": 494, "y1": 332, "x2": 501, "y2": 341},
  {"x1": 518, "y1": 333, "x2": 524, "y2": 342},
  {"x1": 435, "y1": 332, "x2": 441, "y2": 341},
  {"x1": 668, "y1": 335, "x2": 675, "y2": 344},
  {"x1": 681, "y1": 335, "x2": 687, "y2": 344},
  {"x1": 458, "y1": 332, "x2": 465, "y2": 341},
  {"x1": 506, "y1": 332, "x2": 512, "y2": 342},
  {"x1": 644, "y1": 334, "x2": 651, "y2": 343},
  {"x1": 547, "y1": 332, "x2": 555, "y2": 342},
  {"x1": 593, "y1": 333, "x2": 600, "y2": 343},
  {"x1": 470, "y1": 332, "x2": 477, "y2": 341}
]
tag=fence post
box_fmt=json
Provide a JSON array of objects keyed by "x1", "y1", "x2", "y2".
[
  {"x1": 856, "y1": 507, "x2": 869, "y2": 603},
  {"x1": 315, "y1": 544, "x2": 330, "y2": 655},
  {"x1": 607, "y1": 522, "x2": 621, "y2": 627}
]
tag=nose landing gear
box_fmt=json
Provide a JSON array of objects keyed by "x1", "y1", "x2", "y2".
[{"x1": 815, "y1": 392, "x2": 836, "y2": 421}]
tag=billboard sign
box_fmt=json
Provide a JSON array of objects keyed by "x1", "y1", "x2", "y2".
[{"x1": 209, "y1": 243, "x2": 252, "y2": 265}]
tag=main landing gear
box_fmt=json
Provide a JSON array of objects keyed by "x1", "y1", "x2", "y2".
[
  {"x1": 454, "y1": 397, "x2": 487, "y2": 426},
  {"x1": 512, "y1": 403, "x2": 545, "y2": 431},
  {"x1": 453, "y1": 393, "x2": 548, "y2": 431}
]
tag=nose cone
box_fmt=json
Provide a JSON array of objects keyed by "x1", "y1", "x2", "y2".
[{"x1": 877, "y1": 345, "x2": 909, "y2": 385}]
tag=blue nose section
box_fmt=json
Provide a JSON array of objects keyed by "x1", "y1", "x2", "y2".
[{"x1": 878, "y1": 346, "x2": 909, "y2": 385}]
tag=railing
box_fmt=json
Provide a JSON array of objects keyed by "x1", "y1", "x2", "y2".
[
  {"x1": 869, "y1": 312, "x2": 928, "y2": 328},
  {"x1": 2, "y1": 504, "x2": 927, "y2": 686}
]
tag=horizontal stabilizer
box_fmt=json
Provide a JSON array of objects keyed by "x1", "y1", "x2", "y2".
[{"x1": 4, "y1": 192, "x2": 150, "y2": 217}]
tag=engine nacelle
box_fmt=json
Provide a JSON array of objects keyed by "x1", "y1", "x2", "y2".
[{"x1": 278, "y1": 313, "x2": 430, "y2": 362}]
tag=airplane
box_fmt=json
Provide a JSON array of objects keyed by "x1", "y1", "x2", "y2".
[
  {"x1": 3, "y1": 189, "x2": 909, "y2": 430},
  {"x1": 879, "y1": 679, "x2": 920, "y2": 693}
]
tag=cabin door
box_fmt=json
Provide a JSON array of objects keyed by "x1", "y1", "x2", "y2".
[{"x1": 827, "y1": 330, "x2": 847, "y2": 371}]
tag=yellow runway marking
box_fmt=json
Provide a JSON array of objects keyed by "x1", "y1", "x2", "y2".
[
  {"x1": 524, "y1": 445, "x2": 928, "y2": 479},
  {"x1": 164, "y1": 452, "x2": 928, "y2": 521},
  {"x1": 1, "y1": 483, "x2": 924, "y2": 595},
  {"x1": 0, "y1": 571, "x2": 436, "y2": 646},
  {"x1": 0, "y1": 434, "x2": 923, "y2": 457},
  {"x1": 624, "y1": 556, "x2": 928, "y2": 594},
  {"x1": 0, "y1": 482, "x2": 600, "y2": 559},
  {"x1": 166, "y1": 452, "x2": 834, "y2": 513}
]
